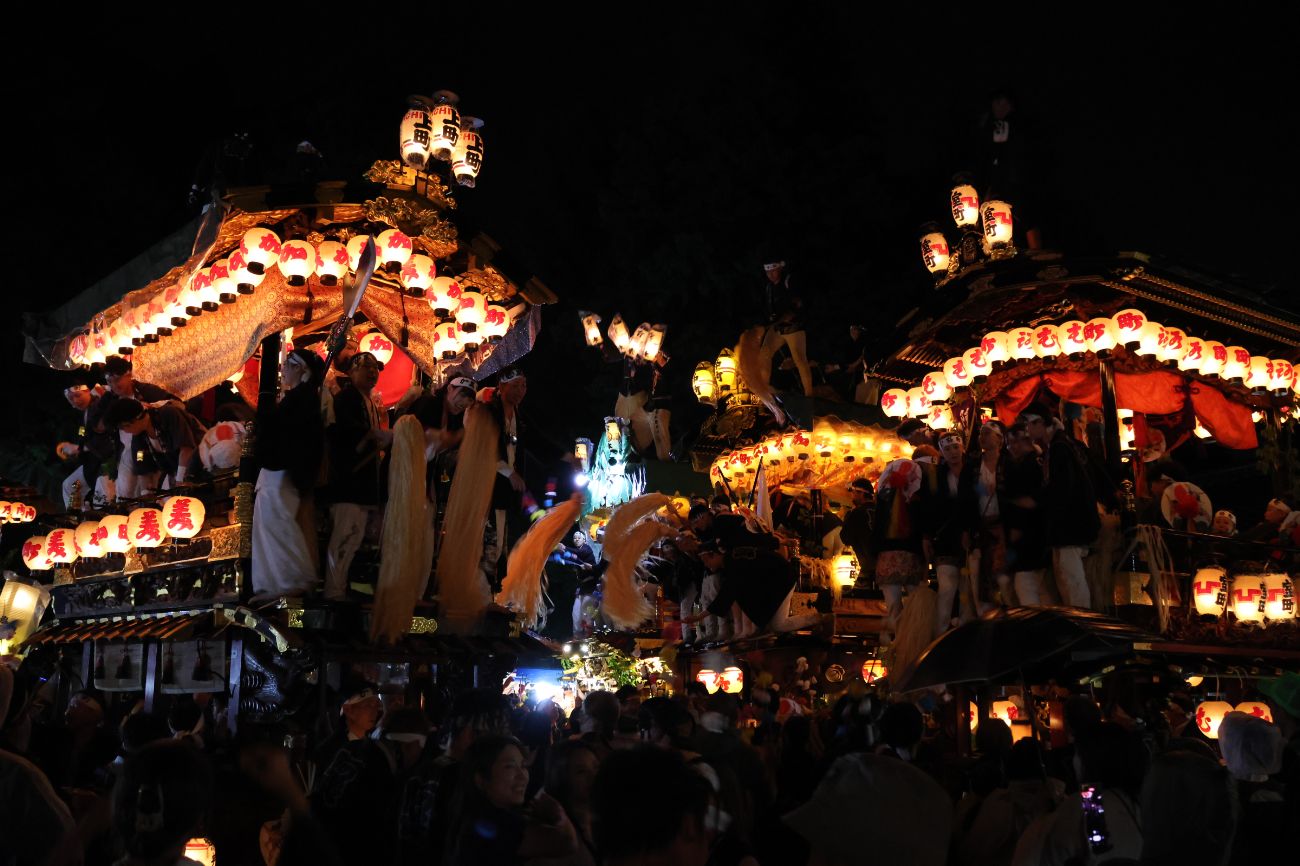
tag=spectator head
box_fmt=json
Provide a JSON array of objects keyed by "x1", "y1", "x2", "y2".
[
  {"x1": 1004, "y1": 738, "x2": 1047, "y2": 782},
  {"x1": 1211, "y1": 509, "x2": 1237, "y2": 536},
  {"x1": 762, "y1": 259, "x2": 786, "y2": 283},
  {"x1": 104, "y1": 398, "x2": 149, "y2": 435},
  {"x1": 1073, "y1": 722, "x2": 1147, "y2": 798},
  {"x1": 103, "y1": 355, "x2": 136, "y2": 396},
  {"x1": 1218, "y1": 711, "x2": 1284, "y2": 782},
  {"x1": 784, "y1": 753, "x2": 951, "y2": 866},
  {"x1": 938, "y1": 431, "x2": 966, "y2": 467},
  {"x1": 1139, "y1": 750, "x2": 1236, "y2": 866},
  {"x1": 339, "y1": 686, "x2": 382, "y2": 738},
  {"x1": 64, "y1": 383, "x2": 93, "y2": 410},
  {"x1": 544, "y1": 739, "x2": 600, "y2": 810},
  {"x1": 709, "y1": 495, "x2": 731, "y2": 514},
  {"x1": 463, "y1": 734, "x2": 529, "y2": 810},
  {"x1": 895, "y1": 418, "x2": 934, "y2": 447},
  {"x1": 594, "y1": 746, "x2": 712, "y2": 866},
  {"x1": 346, "y1": 351, "x2": 382, "y2": 391},
  {"x1": 990, "y1": 89, "x2": 1015, "y2": 120},
  {"x1": 571, "y1": 530, "x2": 588, "y2": 548},
  {"x1": 283, "y1": 348, "x2": 325, "y2": 391},
  {"x1": 1006, "y1": 422, "x2": 1034, "y2": 457},
  {"x1": 113, "y1": 740, "x2": 214, "y2": 863},
  {"x1": 975, "y1": 717, "x2": 1013, "y2": 757},
  {"x1": 687, "y1": 503, "x2": 713, "y2": 533},
  {"x1": 977, "y1": 420, "x2": 1005, "y2": 453},
  {"x1": 849, "y1": 477, "x2": 874, "y2": 504},
  {"x1": 1020, "y1": 402, "x2": 1055, "y2": 444},
  {"x1": 497, "y1": 367, "x2": 527, "y2": 405},
  {"x1": 579, "y1": 690, "x2": 620, "y2": 738},
  {"x1": 614, "y1": 685, "x2": 641, "y2": 714},
  {"x1": 445, "y1": 376, "x2": 478, "y2": 413},
  {"x1": 383, "y1": 706, "x2": 432, "y2": 770},
  {"x1": 910, "y1": 444, "x2": 941, "y2": 465},
  {"x1": 878, "y1": 701, "x2": 924, "y2": 753},
  {"x1": 1264, "y1": 497, "x2": 1292, "y2": 526}
]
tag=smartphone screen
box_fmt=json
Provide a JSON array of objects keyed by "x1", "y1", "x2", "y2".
[{"x1": 1080, "y1": 785, "x2": 1112, "y2": 853}]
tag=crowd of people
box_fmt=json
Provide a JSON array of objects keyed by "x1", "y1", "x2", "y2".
[{"x1": 4, "y1": 656, "x2": 1298, "y2": 866}]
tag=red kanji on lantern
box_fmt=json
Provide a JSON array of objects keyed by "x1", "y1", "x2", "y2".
[
  {"x1": 166, "y1": 500, "x2": 195, "y2": 534},
  {"x1": 882, "y1": 393, "x2": 898, "y2": 410},
  {"x1": 21, "y1": 540, "x2": 41, "y2": 561},
  {"x1": 1066, "y1": 322, "x2": 1083, "y2": 343},
  {"x1": 1194, "y1": 578, "x2": 1222, "y2": 597},
  {"x1": 1185, "y1": 341, "x2": 1203, "y2": 360},
  {"x1": 1036, "y1": 327, "x2": 1058, "y2": 348},
  {"x1": 1016, "y1": 332, "x2": 1032, "y2": 349},
  {"x1": 280, "y1": 245, "x2": 308, "y2": 262},
  {"x1": 46, "y1": 533, "x2": 67, "y2": 560},
  {"x1": 93, "y1": 525, "x2": 109, "y2": 546},
  {"x1": 952, "y1": 360, "x2": 967, "y2": 379},
  {"x1": 1116, "y1": 312, "x2": 1145, "y2": 332},
  {"x1": 969, "y1": 348, "x2": 987, "y2": 368},
  {"x1": 486, "y1": 308, "x2": 507, "y2": 326},
  {"x1": 1083, "y1": 321, "x2": 1103, "y2": 342},
  {"x1": 1247, "y1": 705, "x2": 1268, "y2": 718},
  {"x1": 135, "y1": 511, "x2": 162, "y2": 543},
  {"x1": 1213, "y1": 345, "x2": 1228, "y2": 362},
  {"x1": 387, "y1": 234, "x2": 412, "y2": 250},
  {"x1": 1196, "y1": 706, "x2": 1211, "y2": 733},
  {"x1": 1233, "y1": 348, "x2": 1250, "y2": 365}
]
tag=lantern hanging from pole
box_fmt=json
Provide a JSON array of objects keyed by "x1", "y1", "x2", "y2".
[
  {"x1": 1235, "y1": 701, "x2": 1274, "y2": 723},
  {"x1": 1008, "y1": 326, "x2": 1036, "y2": 361},
  {"x1": 1033, "y1": 325, "x2": 1062, "y2": 359},
  {"x1": 240, "y1": 228, "x2": 282, "y2": 275},
  {"x1": 429, "y1": 98, "x2": 462, "y2": 161},
  {"x1": 1158, "y1": 326, "x2": 1186, "y2": 364},
  {"x1": 1262, "y1": 573, "x2": 1295, "y2": 621},
  {"x1": 428, "y1": 276, "x2": 462, "y2": 320},
  {"x1": 881, "y1": 388, "x2": 908, "y2": 418},
  {"x1": 715, "y1": 348, "x2": 737, "y2": 394},
  {"x1": 919, "y1": 229, "x2": 951, "y2": 276},
  {"x1": 1220, "y1": 346, "x2": 1251, "y2": 384},
  {"x1": 964, "y1": 346, "x2": 991, "y2": 382},
  {"x1": 276, "y1": 241, "x2": 315, "y2": 288},
  {"x1": 693, "y1": 362, "x2": 717, "y2": 405},
  {"x1": 346, "y1": 235, "x2": 373, "y2": 272},
  {"x1": 432, "y1": 322, "x2": 462, "y2": 360},
  {"x1": 1191, "y1": 567, "x2": 1228, "y2": 616},
  {"x1": 1198, "y1": 341, "x2": 1227, "y2": 377},
  {"x1": 950, "y1": 182, "x2": 981, "y2": 229},
  {"x1": 44, "y1": 528, "x2": 77, "y2": 564},
  {"x1": 1059, "y1": 321, "x2": 1088, "y2": 358},
  {"x1": 99, "y1": 514, "x2": 131, "y2": 553},
  {"x1": 1245, "y1": 356, "x2": 1273, "y2": 392},
  {"x1": 1231, "y1": 575, "x2": 1265, "y2": 623},
  {"x1": 922, "y1": 372, "x2": 952, "y2": 404},
  {"x1": 483, "y1": 305, "x2": 510, "y2": 343},
  {"x1": 1134, "y1": 320, "x2": 1164, "y2": 358},
  {"x1": 861, "y1": 659, "x2": 888, "y2": 684},
  {"x1": 580, "y1": 312, "x2": 603, "y2": 347},
  {"x1": 642, "y1": 324, "x2": 667, "y2": 363},
  {"x1": 399, "y1": 99, "x2": 435, "y2": 170},
  {"x1": 21, "y1": 536, "x2": 49, "y2": 571},
  {"x1": 228, "y1": 248, "x2": 262, "y2": 295},
  {"x1": 1179, "y1": 337, "x2": 1206, "y2": 372},
  {"x1": 1117, "y1": 409, "x2": 1137, "y2": 455},
  {"x1": 1084, "y1": 318, "x2": 1119, "y2": 355},
  {"x1": 1194, "y1": 701, "x2": 1234, "y2": 739},
  {"x1": 906, "y1": 387, "x2": 931, "y2": 419},
  {"x1": 1111, "y1": 309, "x2": 1147, "y2": 349},
  {"x1": 376, "y1": 229, "x2": 414, "y2": 274},
  {"x1": 943, "y1": 356, "x2": 971, "y2": 390},
  {"x1": 451, "y1": 118, "x2": 485, "y2": 187},
  {"x1": 981, "y1": 331, "x2": 1010, "y2": 364},
  {"x1": 980, "y1": 200, "x2": 1013, "y2": 247},
  {"x1": 74, "y1": 521, "x2": 103, "y2": 558},
  {"x1": 127, "y1": 507, "x2": 167, "y2": 549},
  {"x1": 0, "y1": 578, "x2": 51, "y2": 651},
  {"x1": 162, "y1": 496, "x2": 205, "y2": 539},
  {"x1": 359, "y1": 331, "x2": 395, "y2": 366}
]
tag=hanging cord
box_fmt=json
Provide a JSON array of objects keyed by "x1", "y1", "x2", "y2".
[{"x1": 399, "y1": 291, "x2": 410, "y2": 347}]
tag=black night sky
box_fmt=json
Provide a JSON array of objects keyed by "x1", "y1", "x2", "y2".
[{"x1": 5, "y1": 12, "x2": 1292, "y2": 497}]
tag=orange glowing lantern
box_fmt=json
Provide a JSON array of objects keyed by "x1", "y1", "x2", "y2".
[
  {"x1": 1194, "y1": 700, "x2": 1234, "y2": 739},
  {"x1": 1032, "y1": 324, "x2": 1063, "y2": 359},
  {"x1": 991, "y1": 698, "x2": 1023, "y2": 725},
  {"x1": 162, "y1": 496, "x2": 205, "y2": 539},
  {"x1": 881, "y1": 388, "x2": 909, "y2": 418},
  {"x1": 241, "y1": 228, "x2": 282, "y2": 275},
  {"x1": 1220, "y1": 346, "x2": 1251, "y2": 383},
  {"x1": 943, "y1": 356, "x2": 971, "y2": 390},
  {"x1": 277, "y1": 241, "x2": 316, "y2": 287},
  {"x1": 1262, "y1": 573, "x2": 1295, "y2": 621},
  {"x1": 346, "y1": 235, "x2": 373, "y2": 272},
  {"x1": 581, "y1": 312, "x2": 603, "y2": 347},
  {"x1": 980, "y1": 200, "x2": 1014, "y2": 247},
  {"x1": 1198, "y1": 341, "x2": 1227, "y2": 377},
  {"x1": 227, "y1": 247, "x2": 262, "y2": 295},
  {"x1": 607, "y1": 315, "x2": 631, "y2": 355},
  {"x1": 99, "y1": 514, "x2": 131, "y2": 554},
  {"x1": 182, "y1": 839, "x2": 217, "y2": 866},
  {"x1": 1111, "y1": 308, "x2": 1147, "y2": 349},
  {"x1": 1246, "y1": 356, "x2": 1273, "y2": 392},
  {"x1": 833, "y1": 552, "x2": 859, "y2": 587},
  {"x1": 718, "y1": 666, "x2": 744, "y2": 694},
  {"x1": 312, "y1": 240, "x2": 349, "y2": 287},
  {"x1": 1235, "y1": 701, "x2": 1274, "y2": 723},
  {"x1": 1158, "y1": 327, "x2": 1186, "y2": 364},
  {"x1": 981, "y1": 331, "x2": 1010, "y2": 364},
  {"x1": 451, "y1": 120, "x2": 485, "y2": 187},
  {"x1": 950, "y1": 182, "x2": 980, "y2": 229},
  {"x1": 44, "y1": 528, "x2": 77, "y2": 564},
  {"x1": 1059, "y1": 320, "x2": 1088, "y2": 357},
  {"x1": 209, "y1": 258, "x2": 238, "y2": 305},
  {"x1": 1084, "y1": 317, "x2": 1119, "y2": 354},
  {"x1": 920, "y1": 230, "x2": 950, "y2": 276},
  {"x1": 696, "y1": 669, "x2": 719, "y2": 694},
  {"x1": 483, "y1": 304, "x2": 510, "y2": 343},
  {"x1": 928, "y1": 404, "x2": 955, "y2": 431},
  {"x1": 21, "y1": 536, "x2": 49, "y2": 571},
  {"x1": 922, "y1": 372, "x2": 952, "y2": 404},
  {"x1": 432, "y1": 322, "x2": 462, "y2": 360},
  {"x1": 455, "y1": 291, "x2": 488, "y2": 347},
  {"x1": 127, "y1": 507, "x2": 167, "y2": 549},
  {"x1": 1008, "y1": 326, "x2": 1036, "y2": 361},
  {"x1": 861, "y1": 659, "x2": 888, "y2": 684},
  {"x1": 964, "y1": 346, "x2": 991, "y2": 382},
  {"x1": 376, "y1": 229, "x2": 414, "y2": 274},
  {"x1": 359, "y1": 331, "x2": 396, "y2": 366},
  {"x1": 1179, "y1": 336, "x2": 1206, "y2": 372},
  {"x1": 1231, "y1": 575, "x2": 1266, "y2": 623},
  {"x1": 74, "y1": 521, "x2": 103, "y2": 558},
  {"x1": 1191, "y1": 567, "x2": 1228, "y2": 616},
  {"x1": 1134, "y1": 320, "x2": 1164, "y2": 359},
  {"x1": 428, "y1": 276, "x2": 463, "y2": 320},
  {"x1": 906, "y1": 387, "x2": 930, "y2": 419},
  {"x1": 1270, "y1": 359, "x2": 1295, "y2": 394}
]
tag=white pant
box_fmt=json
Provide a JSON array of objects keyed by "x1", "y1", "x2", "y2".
[
  {"x1": 936, "y1": 563, "x2": 961, "y2": 637},
  {"x1": 251, "y1": 470, "x2": 318, "y2": 598},
  {"x1": 1014, "y1": 571, "x2": 1045, "y2": 606},
  {"x1": 62, "y1": 466, "x2": 114, "y2": 510},
  {"x1": 326, "y1": 503, "x2": 373, "y2": 600},
  {"x1": 1053, "y1": 546, "x2": 1090, "y2": 608}
]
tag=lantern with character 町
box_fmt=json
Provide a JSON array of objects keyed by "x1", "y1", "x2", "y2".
[{"x1": 1191, "y1": 567, "x2": 1228, "y2": 617}]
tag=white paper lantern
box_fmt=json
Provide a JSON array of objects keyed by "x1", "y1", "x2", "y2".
[
  {"x1": 399, "y1": 254, "x2": 435, "y2": 296},
  {"x1": 928, "y1": 404, "x2": 955, "y2": 431},
  {"x1": 1084, "y1": 318, "x2": 1119, "y2": 354},
  {"x1": 1269, "y1": 359, "x2": 1294, "y2": 394},
  {"x1": 1191, "y1": 567, "x2": 1228, "y2": 616},
  {"x1": 881, "y1": 388, "x2": 909, "y2": 418},
  {"x1": 1008, "y1": 327, "x2": 1036, "y2": 361},
  {"x1": 451, "y1": 122, "x2": 484, "y2": 188},
  {"x1": 920, "y1": 231, "x2": 950, "y2": 275},
  {"x1": 921, "y1": 372, "x2": 952, "y2": 404},
  {"x1": 21, "y1": 536, "x2": 49, "y2": 571},
  {"x1": 1032, "y1": 324, "x2": 1063, "y2": 359},
  {"x1": 1111, "y1": 308, "x2": 1148, "y2": 349},
  {"x1": 0, "y1": 578, "x2": 51, "y2": 649},
  {"x1": 1231, "y1": 575, "x2": 1266, "y2": 623},
  {"x1": 581, "y1": 312, "x2": 603, "y2": 347},
  {"x1": 832, "y1": 551, "x2": 859, "y2": 587},
  {"x1": 981, "y1": 331, "x2": 1010, "y2": 364},
  {"x1": 1262, "y1": 573, "x2": 1295, "y2": 621},
  {"x1": 399, "y1": 103, "x2": 435, "y2": 170},
  {"x1": 209, "y1": 259, "x2": 237, "y2": 304},
  {"x1": 227, "y1": 248, "x2": 262, "y2": 295},
  {"x1": 99, "y1": 514, "x2": 131, "y2": 554},
  {"x1": 1179, "y1": 337, "x2": 1206, "y2": 372},
  {"x1": 643, "y1": 324, "x2": 668, "y2": 363},
  {"x1": 943, "y1": 356, "x2": 972, "y2": 390},
  {"x1": 608, "y1": 315, "x2": 631, "y2": 354},
  {"x1": 1158, "y1": 327, "x2": 1186, "y2": 364},
  {"x1": 429, "y1": 102, "x2": 461, "y2": 161},
  {"x1": 906, "y1": 387, "x2": 931, "y2": 419},
  {"x1": 964, "y1": 346, "x2": 992, "y2": 382},
  {"x1": 1220, "y1": 346, "x2": 1251, "y2": 383},
  {"x1": 315, "y1": 241, "x2": 350, "y2": 286},
  {"x1": 1058, "y1": 321, "x2": 1089, "y2": 357},
  {"x1": 44, "y1": 528, "x2": 77, "y2": 564},
  {"x1": 277, "y1": 241, "x2": 316, "y2": 287},
  {"x1": 127, "y1": 508, "x2": 168, "y2": 549},
  {"x1": 241, "y1": 228, "x2": 282, "y2": 275},
  {"x1": 950, "y1": 182, "x2": 980, "y2": 229},
  {"x1": 628, "y1": 323, "x2": 652, "y2": 359},
  {"x1": 1235, "y1": 701, "x2": 1274, "y2": 723},
  {"x1": 1194, "y1": 701, "x2": 1234, "y2": 739},
  {"x1": 428, "y1": 276, "x2": 462, "y2": 320},
  {"x1": 455, "y1": 291, "x2": 488, "y2": 345},
  {"x1": 980, "y1": 200, "x2": 1013, "y2": 246},
  {"x1": 693, "y1": 362, "x2": 717, "y2": 404},
  {"x1": 1198, "y1": 341, "x2": 1227, "y2": 377},
  {"x1": 483, "y1": 304, "x2": 510, "y2": 343},
  {"x1": 162, "y1": 496, "x2": 205, "y2": 539},
  {"x1": 432, "y1": 321, "x2": 462, "y2": 360},
  {"x1": 359, "y1": 331, "x2": 395, "y2": 366},
  {"x1": 1134, "y1": 320, "x2": 1164, "y2": 359},
  {"x1": 75, "y1": 521, "x2": 103, "y2": 558},
  {"x1": 346, "y1": 235, "x2": 374, "y2": 272},
  {"x1": 376, "y1": 229, "x2": 414, "y2": 272},
  {"x1": 1245, "y1": 356, "x2": 1273, "y2": 391}
]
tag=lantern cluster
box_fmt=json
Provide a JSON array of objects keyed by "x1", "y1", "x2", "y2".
[
  {"x1": 398, "y1": 92, "x2": 485, "y2": 187},
  {"x1": 0, "y1": 502, "x2": 35, "y2": 524},
  {"x1": 1191, "y1": 568, "x2": 1295, "y2": 624},
  {"x1": 918, "y1": 181, "x2": 1016, "y2": 281},
  {"x1": 22, "y1": 500, "x2": 207, "y2": 573},
  {"x1": 696, "y1": 666, "x2": 744, "y2": 695},
  {"x1": 708, "y1": 422, "x2": 907, "y2": 503},
  {"x1": 596, "y1": 314, "x2": 667, "y2": 364},
  {"x1": 881, "y1": 307, "x2": 1300, "y2": 419}
]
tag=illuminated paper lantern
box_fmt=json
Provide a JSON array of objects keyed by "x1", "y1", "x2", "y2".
[
  {"x1": 399, "y1": 102, "x2": 435, "y2": 170},
  {"x1": 455, "y1": 291, "x2": 488, "y2": 346},
  {"x1": 643, "y1": 324, "x2": 667, "y2": 362},
  {"x1": 1246, "y1": 356, "x2": 1273, "y2": 391},
  {"x1": 1008, "y1": 326, "x2": 1036, "y2": 360},
  {"x1": 429, "y1": 101, "x2": 461, "y2": 161},
  {"x1": 21, "y1": 536, "x2": 49, "y2": 571},
  {"x1": 314, "y1": 241, "x2": 350, "y2": 287},
  {"x1": 1194, "y1": 701, "x2": 1234, "y2": 739},
  {"x1": 346, "y1": 235, "x2": 374, "y2": 272},
  {"x1": 432, "y1": 321, "x2": 462, "y2": 360},
  {"x1": 715, "y1": 348, "x2": 737, "y2": 393},
  {"x1": 581, "y1": 312, "x2": 603, "y2": 347},
  {"x1": 950, "y1": 182, "x2": 980, "y2": 229},
  {"x1": 74, "y1": 521, "x2": 103, "y2": 558},
  {"x1": 1231, "y1": 575, "x2": 1266, "y2": 623},
  {"x1": 1269, "y1": 359, "x2": 1294, "y2": 394},
  {"x1": 980, "y1": 200, "x2": 1013, "y2": 246},
  {"x1": 1158, "y1": 326, "x2": 1186, "y2": 364},
  {"x1": 1134, "y1": 320, "x2": 1164, "y2": 358},
  {"x1": 920, "y1": 230, "x2": 950, "y2": 275},
  {"x1": 696, "y1": 669, "x2": 719, "y2": 694},
  {"x1": 943, "y1": 356, "x2": 971, "y2": 390},
  {"x1": 277, "y1": 241, "x2": 315, "y2": 287},
  {"x1": 1058, "y1": 320, "x2": 1088, "y2": 357},
  {"x1": 163, "y1": 496, "x2": 205, "y2": 539},
  {"x1": 206, "y1": 259, "x2": 236, "y2": 305},
  {"x1": 1235, "y1": 701, "x2": 1274, "y2": 723},
  {"x1": 183, "y1": 839, "x2": 217, "y2": 866},
  {"x1": 241, "y1": 228, "x2": 282, "y2": 275},
  {"x1": 981, "y1": 331, "x2": 1010, "y2": 364},
  {"x1": 1191, "y1": 567, "x2": 1229, "y2": 616},
  {"x1": 451, "y1": 121, "x2": 484, "y2": 187},
  {"x1": 0, "y1": 502, "x2": 9, "y2": 522},
  {"x1": 360, "y1": 331, "x2": 395, "y2": 366},
  {"x1": 607, "y1": 315, "x2": 632, "y2": 355},
  {"x1": 376, "y1": 229, "x2": 414, "y2": 273},
  {"x1": 964, "y1": 346, "x2": 991, "y2": 382},
  {"x1": 1033, "y1": 324, "x2": 1063, "y2": 359},
  {"x1": 395, "y1": 253, "x2": 435, "y2": 297},
  {"x1": 227, "y1": 248, "x2": 262, "y2": 295},
  {"x1": 881, "y1": 388, "x2": 909, "y2": 418},
  {"x1": 1262, "y1": 573, "x2": 1295, "y2": 621},
  {"x1": 906, "y1": 387, "x2": 931, "y2": 419},
  {"x1": 0, "y1": 578, "x2": 51, "y2": 650},
  {"x1": 861, "y1": 659, "x2": 888, "y2": 684},
  {"x1": 1198, "y1": 341, "x2": 1227, "y2": 377},
  {"x1": 44, "y1": 528, "x2": 76, "y2": 564},
  {"x1": 693, "y1": 361, "x2": 717, "y2": 404},
  {"x1": 22, "y1": 506, "x2": 35, "y2": 523},
  {"x1": 921, "y1": 372, "x2": 952, "y2": 404},
  {"x1": 428, "y1": 276, "x2": 463, "y2": 320},
  {"x1": 1220, "y1": 346, "x2": 1251, "y2": 383},
  {"x1": 99, "y1": 514, "x2": 131, "y2": 554},
  {"x1": 483, "y1": 304, "x2": 510, "y2": 343},
  {"x1": 1111, "y1": 308, "x2": 1147, "y2": 349},
  {"x1": 928, "y1": 404, "x2": 955, "y2": 431},
  {"x1": 628, "y1": 323, "x2": 652, "y2": 358},
  {"x1": 1179, "y1": 337, "x2": 1206, "y2": 372},
  {"x1": 1083, "y1": 318, "x2": 1118, "y2": 355},
  {"x1": 718, "y1": 666, "x2": 744, "y2": 694},
  {"x1": 991, "y1": 698, "x2": 1023, "y2": 725},
  {"x1": 127, "y1": 507, "x2": 167, "y2": 549}
]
